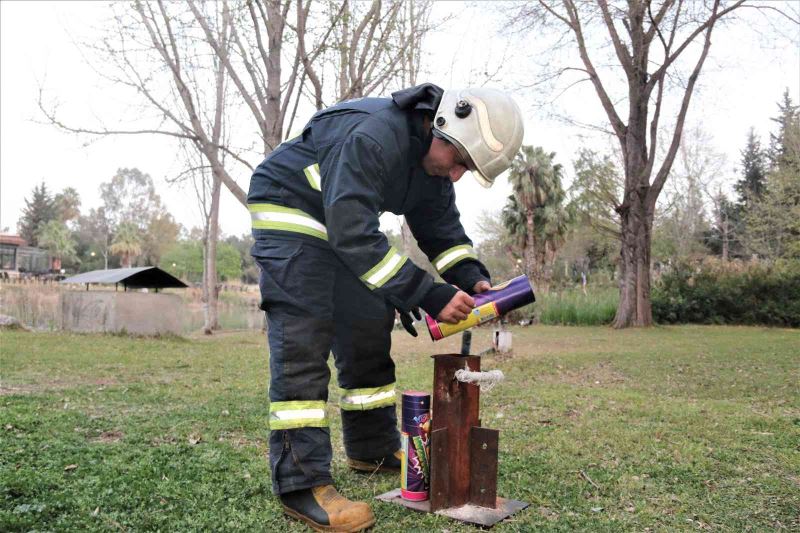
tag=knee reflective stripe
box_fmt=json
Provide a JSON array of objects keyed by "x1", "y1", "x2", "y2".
[
  {"x1": 360, "y1": 247, "x2": 407, "y2": 289},
  {"x1": 269, "y1": 400, "x2": 328, "y2": 429},
  {"x1": 340, "y1": 384, "x2": 396, "y2": 411},
  {"x1": 303, "y1": 163, "x2": 322, "y2": 191},
  {"x1": 433, "y1": 244, "x2": 478, "y2": 274},
  {"x1": 249, "y1": 203, "x2": 328, "y2": 241}
]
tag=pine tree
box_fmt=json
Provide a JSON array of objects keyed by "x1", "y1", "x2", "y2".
[
  {"x1": 735, "y1": 129, "x2": 767, "y2": 209},
  {"x1": 17, "y1": 182, "x2": 55, "y2": 247},
  {"x1": 741, "y1": 90, "x2": 800, "y2": 259},
  {"x1": 768, "y1": 89, "x2": 800, "y2": 171}
]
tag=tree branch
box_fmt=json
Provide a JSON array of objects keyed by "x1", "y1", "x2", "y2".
[
  {"x1": 597, "y1": 0, "x2": 632, "y2": 71},
  {"x1": 648, "y1": 0, "x2": 721, "y2": 207},
  {"x1": 561, "y1": 0, "x2": 627, "y2": 141},
  {"x1": 647, "y1": 0, "x2": 745, "y2": 90}
]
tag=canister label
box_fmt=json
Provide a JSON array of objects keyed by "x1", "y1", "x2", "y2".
[{"x1": 435, "y1": 301, "x2": 499, "y2": 338}]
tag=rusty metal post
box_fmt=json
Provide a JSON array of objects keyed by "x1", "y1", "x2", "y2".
[
  {"x1": 375, "y1": 351, "x2": 529, "y2": 527},
  {"x1": 429, "y1": 354, "x2": 480, "y2": 511}
]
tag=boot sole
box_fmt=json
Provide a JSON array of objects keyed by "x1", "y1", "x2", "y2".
[
  {"x1": 346, "y1": 458, "x2": 400, "y2": 474},
  {"x1": 281, "y1": 504, "x2": 376, "y2": 532}
]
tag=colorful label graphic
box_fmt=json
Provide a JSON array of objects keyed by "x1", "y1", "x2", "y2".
[{"x1": 401, "y1": 392, "x2": 430, "y2": 501}]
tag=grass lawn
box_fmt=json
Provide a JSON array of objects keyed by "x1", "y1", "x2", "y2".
[{"x1": 1, "y1": 326, "x2": 798, "y2": 531}]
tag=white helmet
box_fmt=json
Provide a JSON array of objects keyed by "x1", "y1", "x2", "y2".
[{"x1": 432, "y1": 88, "x2": 525, "y2": 188}]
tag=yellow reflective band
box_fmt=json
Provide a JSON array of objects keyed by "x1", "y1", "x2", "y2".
[
  {"x1": 340, "y1": 384, "x2": 396, "y2": 411},
  {"x1": 433, "y1": 244, "x2": 477, "y2": 274},
  {"x1": 360, "y1": 247, "x2": 407, "y2": 289},
  {"x1": 304, "y1": 163, "x2": 321, "y2": 191},
  {"x1": 269, "y1": 400, "x2": 328, "y2": 430},
  {"x1": 249, "y1": 203, "x2": 328, "y2": 241}
]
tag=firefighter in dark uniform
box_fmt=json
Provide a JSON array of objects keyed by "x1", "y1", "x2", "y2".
[{"x1": 248, "y1": 83, "x2": 524, "y2": 532}]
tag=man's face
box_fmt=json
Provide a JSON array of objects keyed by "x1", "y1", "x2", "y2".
[{"x1": 422, "y1": 137, "x2": 471, "y2": 183}]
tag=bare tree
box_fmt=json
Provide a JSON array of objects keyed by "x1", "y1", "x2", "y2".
[
  {"x1": 514, "y1": 0, "x2": 759, "y2": 327},
  {"x1": 654, "y1": 126, "x2": 726, "y2": 262},
  {"x1": 39, "y1": 0, "x2": 435, "y2": 333}
]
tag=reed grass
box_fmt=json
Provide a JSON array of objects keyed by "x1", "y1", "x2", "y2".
[{"x1": 534, "y1": 287, "x2": 619, "y2": 326}]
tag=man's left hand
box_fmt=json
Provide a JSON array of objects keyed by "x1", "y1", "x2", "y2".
[{"x1": 472, "y1": 280, "x2": 491, "y2": 294}]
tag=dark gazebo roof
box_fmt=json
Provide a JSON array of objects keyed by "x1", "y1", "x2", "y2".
[{"x1": 60, "y1": 267, "x2": 188, "y2": 289}]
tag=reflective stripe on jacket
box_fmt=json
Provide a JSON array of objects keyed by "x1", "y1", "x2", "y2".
[{"x1": 247, "y1": 84, "x2": 490, "y2": 314}]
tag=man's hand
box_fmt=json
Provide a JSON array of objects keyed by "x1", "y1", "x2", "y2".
[
  {"x1": 473, "y1": 280, "x2": 491, "y2": 294},
  {"x1": 437, "y1": 290, "x2": 475, "y2": 324}
]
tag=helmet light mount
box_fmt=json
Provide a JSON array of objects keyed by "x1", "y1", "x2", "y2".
[
  {"x1": 432, "y1": 88, "x2": 525, "y2": 188},
  {"x1": 454, "y1": 100, "x2": 472, "y2": 118}
]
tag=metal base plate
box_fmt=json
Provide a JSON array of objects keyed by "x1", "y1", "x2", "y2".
[{"x1": 375, "y1": 488, "x2": 529, "y2": 528}]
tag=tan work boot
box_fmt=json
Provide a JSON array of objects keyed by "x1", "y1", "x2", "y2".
[
  {"x1": 346, "y1": 450, "x2": 403, "y2": 473},
  {"x1": 280, "y1": 485, "x2": 375, "y2": 532}
]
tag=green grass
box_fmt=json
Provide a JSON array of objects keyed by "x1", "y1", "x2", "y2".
[
  {"x1": 533, "y1": 288, "x2": 619, "y2": 326},
  {"x1": 1, "y1": 326, "x2": 798, "y2": 531}
]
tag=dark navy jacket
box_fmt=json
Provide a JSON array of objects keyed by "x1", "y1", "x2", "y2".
[{"x1": 247, "y1": 84, "x2": 490, "y2": 317}]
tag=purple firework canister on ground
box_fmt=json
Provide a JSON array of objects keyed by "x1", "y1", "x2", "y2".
[
  {"x1": 400, "y1": 391, "x2": 431, "y2": 501},
  {"x1": 425, "y1": 275, "x2": 536, "y2": 341}
]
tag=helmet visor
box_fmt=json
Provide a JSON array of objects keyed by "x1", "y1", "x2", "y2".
[{"x1": 432, "y1": 128, "x2": 493, "y2": 187}]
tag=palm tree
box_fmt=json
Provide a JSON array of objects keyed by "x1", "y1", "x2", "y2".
[
  {"x1": 503, "y1": 146, "x2": 572, "y2": 290},
  {"x1": 36, "y1": 220, "x2": 77, "y2": 271},
  {"x1": 110, "y1": 222, "x2": 142, "y2": 268}
]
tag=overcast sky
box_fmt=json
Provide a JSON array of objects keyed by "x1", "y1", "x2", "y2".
[{"x1": 1, "y1": 1, "x2": 798, "y2": 243}]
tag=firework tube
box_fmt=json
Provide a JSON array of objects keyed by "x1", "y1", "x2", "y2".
[
  {"x1": 425, "y1": 275, "x2": 536, "y2": 341},
  {"x1": 400, "y1": 391, "x2": 431, "y2": 501}
]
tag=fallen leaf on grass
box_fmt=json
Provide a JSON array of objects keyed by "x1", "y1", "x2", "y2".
[
  {"x1": 64, "y1": 464, "x2": 78, "y2": 471},
  {"x1": 92, "y1": 507, "x2": 99, "y2": 516},
  {"x1": 4, "y1": 424, "x2": 13, "y2": 430},
  {"x1": 591, "y1": 507, "x2": 604, "y2": 513},
  {"x1": 188, "y1": 435, "x2": 202, "y2": 445}
]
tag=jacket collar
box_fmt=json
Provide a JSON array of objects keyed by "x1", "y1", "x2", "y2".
[
  {"x1": 391, "y1": 83, "x2": 444, "y2": 114},
  {"x1": 392, "y1": 83, "x2": 443, "y2": 166}
]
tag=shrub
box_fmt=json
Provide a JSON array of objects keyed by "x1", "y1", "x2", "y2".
[{"x1": 652, "y1": 259, "x2": 800, "y2": 327}]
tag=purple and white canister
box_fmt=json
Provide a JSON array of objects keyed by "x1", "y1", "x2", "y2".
[{"x1": 400, "y1": 391, "x2": 431, "y2": 501}]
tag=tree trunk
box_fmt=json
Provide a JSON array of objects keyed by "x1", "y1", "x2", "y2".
[
  {"x1": 613, "y1": 195, "x2": 653, "y2": 328},
  {"x1": 722, "y1": 211, "x2": 729, "y2": 262},
  {"x1": 524, "y1": 209, "x2": 541, "y2": 290},
  {"x1": 263, "y1": 0, "x2": 286, "y2": 152},
  {"x1": 203, "y1": 175, "x2": 222, "y2": 334},
  {"x1": 103, "y1": 233, "x2": 109, "y2": 269}
]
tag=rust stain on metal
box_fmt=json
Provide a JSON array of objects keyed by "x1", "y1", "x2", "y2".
[
  {"x1": 429, "y1": 427, "x2": 449, "y2": 511},
  {"x1": 469, "y1": 426, "x2": 499, "y2": 508},
  {"x1": 431, "y1": 354, "x2": 480, "y2": 509}
]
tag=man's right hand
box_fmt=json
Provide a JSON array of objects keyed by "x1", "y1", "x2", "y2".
[{"x1": 436, "y1": 290, "x2": 475, "y2": 324}]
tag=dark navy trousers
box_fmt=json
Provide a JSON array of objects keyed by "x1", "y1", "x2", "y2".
[{"x1": 252, "y1": 236, "x2": 400, "y2": 494}]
